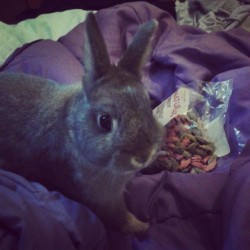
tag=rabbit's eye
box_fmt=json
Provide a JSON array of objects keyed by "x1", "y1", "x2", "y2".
[{"x1": 98, "y1": 114, "x2": 112, "y2": 131}]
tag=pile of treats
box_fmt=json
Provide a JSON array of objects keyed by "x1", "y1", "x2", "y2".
[{"x1": 157, "y1": 114, "x2": 217, "y2": 174}]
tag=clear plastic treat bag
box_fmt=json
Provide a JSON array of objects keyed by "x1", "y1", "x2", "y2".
[{"x1": 152, "y1": 80, "x2": 233, "y2": 174}]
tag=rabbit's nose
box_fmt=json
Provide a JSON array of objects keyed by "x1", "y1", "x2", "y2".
[{"x1": 130, "y1": 146, "x2": 158, "y2": 169}]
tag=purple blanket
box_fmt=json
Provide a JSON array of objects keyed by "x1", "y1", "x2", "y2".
[{"x1": 1, "y1": 2, "x2": 250, "y2": 249}]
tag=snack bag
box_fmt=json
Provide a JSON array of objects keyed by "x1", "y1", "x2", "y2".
[{"x1": 153, "y1": 80, "x2": 233, "y2": 174}]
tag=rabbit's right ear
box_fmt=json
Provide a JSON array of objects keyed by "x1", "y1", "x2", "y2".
[
  {"x1": 83, "y1": 13, "x2": 111, "y2": 92},
  {"x1": 118, "y1": 19, "x2": 158, "y2": 79}
]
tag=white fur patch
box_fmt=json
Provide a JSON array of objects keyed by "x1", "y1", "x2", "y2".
[{"x1": 130, "y1": 146, "x2": 157, "y2": 169}]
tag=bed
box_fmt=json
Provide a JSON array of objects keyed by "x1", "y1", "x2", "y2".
[{"x1": 1, "y1": 1, "x2": 250, "y2": 249}]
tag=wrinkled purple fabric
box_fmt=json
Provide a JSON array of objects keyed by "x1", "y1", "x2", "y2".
[
  {"x1": 0, "y1": 170, "x2": 107, "y2": 250},
  {"x1": 1, "y1": 1, "x2": 250, "y2": 249}
]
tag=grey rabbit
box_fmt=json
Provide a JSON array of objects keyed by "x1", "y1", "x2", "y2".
[{"x1": 0, "y1": 13, "x2": 163, "y2": 233}]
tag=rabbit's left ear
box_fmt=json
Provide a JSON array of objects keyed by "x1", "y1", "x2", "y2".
[
  {"x1": 118, "y1": 19, "x2": 158, "y2": 79},
  {"x1": 83, "y1": 13, "x2": 111, "y2": 86}
]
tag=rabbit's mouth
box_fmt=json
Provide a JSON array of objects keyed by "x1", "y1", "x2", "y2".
[{"x1": 130, "y1": 146, "x2": 158, "y2": 170}]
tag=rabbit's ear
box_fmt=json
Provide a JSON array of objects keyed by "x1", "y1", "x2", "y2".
[
  {"x1": 118, "y1": 20, "x2": 158, "y2": 79},
  {"x1": 83, "y1": 13, "x2": 111, "y2": 88}
]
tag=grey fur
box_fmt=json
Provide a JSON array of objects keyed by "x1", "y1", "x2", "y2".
[{"x1": 0, "y1": 13, "x2": 163, "y2": 233}]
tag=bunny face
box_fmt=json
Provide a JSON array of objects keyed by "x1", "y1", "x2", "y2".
[{"x1": 70, "y1": 65, "x2": 163, "y2": 173}]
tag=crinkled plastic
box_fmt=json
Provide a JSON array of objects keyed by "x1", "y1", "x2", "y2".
[{"x1": 183, "y1": 80, "x2": 233, "y2": 124}]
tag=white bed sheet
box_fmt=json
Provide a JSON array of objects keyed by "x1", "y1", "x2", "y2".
[{"x1": 0, "y1": 9, "x2": 93, "y2": 66}]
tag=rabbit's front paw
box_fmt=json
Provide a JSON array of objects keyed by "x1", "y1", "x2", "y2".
[{"x1": 122, "y1": 212, "x2": 149, "y2": 234}]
